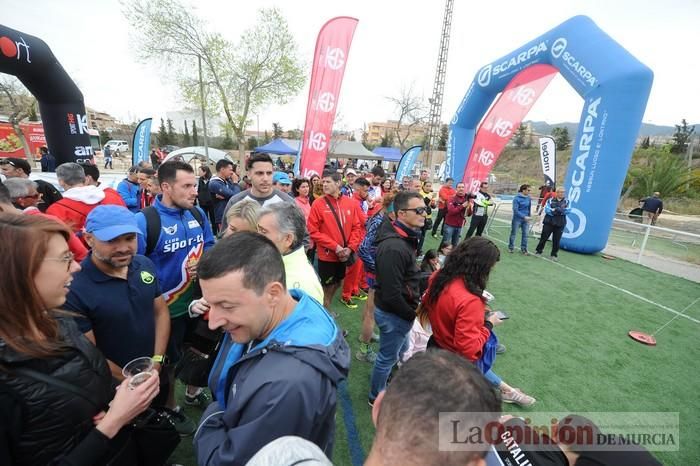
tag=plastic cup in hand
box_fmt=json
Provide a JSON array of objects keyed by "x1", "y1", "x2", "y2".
[{"x1": 122, "y1": 357, "x2": 154, "y2": 389}]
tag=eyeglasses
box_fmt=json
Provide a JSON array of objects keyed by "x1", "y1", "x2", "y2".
[
  {"x1": 401, "y1": 207, "x2": 428, "y2": 215},
  {"x1": 21, "y1": 193, "x2": 41, "y2": 199},
  {"x1": 44, "y1": 252, "x2": 75, "y2": 271}
]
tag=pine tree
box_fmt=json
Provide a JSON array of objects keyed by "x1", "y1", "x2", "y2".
[
  {"x1": 670, "y1": 119, "x2": 695, "y2": 154},
  {"x1": 167, "y1": 119, "x2": 177, "y2": 145},
  {"x1": 183, "y1": 120, "x2": 191, "y2": 146},
  {"x1": 272, "y1": 122, "x2": 283, "y2": 139},
  {"x1": 192, "y1": 120, "x2": 199, "y2": 146},
  {"x1": 157, "y1": 118, "x2": 169, "y2": 146},
  {"x1": 640, "y1": 136, "x2": 650, "y2": 149},
  {"x1": 551, "y1": 127, "x2": 571, "y2": 151},
  {"x1": 513, "y1": 124, "x2": 527, "y2": 149},
  {"x1": 220, "y1": 127, "x2": 235, "y2": 149},
  {"x1": 438, "y1": 124, "x2": 448, "y2": 151},
  {"x1": 263, "y1": 130, "x2": 271, "y2": 144}
]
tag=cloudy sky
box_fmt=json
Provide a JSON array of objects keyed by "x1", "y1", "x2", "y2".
[{"x1": 3, "y1": 0, "x2": 699, "y2": 132}]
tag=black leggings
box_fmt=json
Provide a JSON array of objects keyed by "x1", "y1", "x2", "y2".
[{"x1": 465, "y1": 215, "x2": 488, "y2": 237}]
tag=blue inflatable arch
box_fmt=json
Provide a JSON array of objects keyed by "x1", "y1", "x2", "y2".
[{"x1": 447, "y1": 15, "x2": 653, "y2": 254}]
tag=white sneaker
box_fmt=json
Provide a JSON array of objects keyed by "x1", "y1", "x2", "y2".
[{"x1": 501, "y1": 388, "x2": 536, "y2": 407}]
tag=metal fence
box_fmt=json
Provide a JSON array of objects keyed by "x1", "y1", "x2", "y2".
[{"x1": 485, "y1": 199, "x2": 700, "y2": 281}]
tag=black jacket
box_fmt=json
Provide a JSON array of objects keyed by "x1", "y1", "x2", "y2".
[
  {"x1": 374, "y1": 217, "x2": 422, "y2": 322},
  {"x1": 0, "y1": 317, "x2": 119, "y2": 466}
]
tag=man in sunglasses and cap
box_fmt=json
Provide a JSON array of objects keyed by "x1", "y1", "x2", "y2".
[
  {"x1": 369, "y1": 191, "x2": 426, "y2": 406},
  {"x1": 0, "y1": 157, "x2": 62, "y2": 212}
]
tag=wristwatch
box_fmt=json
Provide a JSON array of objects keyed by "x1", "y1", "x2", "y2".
[{"x1": 152, "y1": 354, "x2": 168, "y2": 365}]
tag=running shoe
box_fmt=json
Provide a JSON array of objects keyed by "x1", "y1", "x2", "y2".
[{"x1": 339, "y1": 297, "x2": 358, "y2": 309}]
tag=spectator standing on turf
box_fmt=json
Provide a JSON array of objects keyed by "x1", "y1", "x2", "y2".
[
  {"x1": 64, "y1": 206, "x2": 170, "y2": 397},
  {"x1": 443, "y1": 182, "x2": 470, "y2": 247},
  {"x1": 0, "y1": 157, "x2": 62, "y2": 212},
  {"x1": 356, "y1": 193, "x2": 396, "y2": 363},
  {"x1": 117, "y1": 166, "x2": 141, "y2": 212},
  {"x1": 508, "y1": 184, "x2": 532, "y2": 255},
  {"x1": 46, "y1": 163, "x2": 125, "y2": 235},
  {"x1": 197, "y1": 165, "x2": 216, "y2": 231},
  {"x1": 535, "y1": 186, "x2": 571, "y2": 262},
  {"x1": 369, "y1": 191, "x2": 425, "y2": 405},
  {"x1": 308, "y1": 170, "x2": 363, "y2": 310},
  {"x1": 258, "y1": 203, "x2": 323, "y2": 303},
  {"x1": 222, "y1": 153, "x2": 295, "y2": 228},
  {"x1": 417, "y1": 180, "x2": 436, "y2": 255},
  {"x1": 465, "y1": 181, "x2": 493, "y2": 238},
  {"x1": 340, "y1": 177, "x2": 371, "y2": 307},
  {"x1": 642, "y1": 191, "x2": 663, "y2": 225},
  {"x1": 209, "y1": 159, "x2": 241, "y2": 231},
  {"x1": 422, "y1": 237, "x2": 536, "y2": 406},
  {"x1": 340, "y1": 168, "x2": 357, "y2": 197},
  {"x1": 432, "y1": 176, "x2": 455, "y2": 238},
  {"x1": 368, "y1": 165, "x2": 385, "y2": 201},
  {"x1": 135, "y1": 161, "x2": 215, "y2": 432},
  {"x1": 194, "y1": 233, "x2": 350, "y2": 465}
]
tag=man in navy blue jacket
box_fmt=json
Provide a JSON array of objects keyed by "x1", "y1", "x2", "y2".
[
  {"x1": 194, "y1": 232, "x2": 349, "y2": 466},
  {"x1": 208, "y1": 159, "x2": 240, "y2": 230},
  {"x1": 508, "y1": 184, "x2": 532, "y2": 254}
]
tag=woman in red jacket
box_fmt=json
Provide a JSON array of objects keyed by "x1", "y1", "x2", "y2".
[{"x1": 422, "y1": 237, "x2": 536, "y2": 406}]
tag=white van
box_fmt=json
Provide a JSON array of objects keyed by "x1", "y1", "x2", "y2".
[{"x1": 104, "y1": 140, "x2": 129, "y2": 153}]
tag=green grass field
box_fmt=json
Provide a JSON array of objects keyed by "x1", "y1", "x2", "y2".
[{"x1": 171, "y1": 224, "x2": 700, "y2": 466}]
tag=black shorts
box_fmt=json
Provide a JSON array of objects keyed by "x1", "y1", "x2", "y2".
[{"x1": 317, "y1": 260, "x2": 347, "y2": 286}]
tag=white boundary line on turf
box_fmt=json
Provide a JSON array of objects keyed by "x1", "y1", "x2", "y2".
[{"x1": 487, "y1": 234, "x2": 700, "y2": 325}]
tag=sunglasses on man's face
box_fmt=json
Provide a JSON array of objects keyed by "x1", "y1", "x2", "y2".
[{"x1": 401, "y1": 207, "x2": 428, "y2": 215}]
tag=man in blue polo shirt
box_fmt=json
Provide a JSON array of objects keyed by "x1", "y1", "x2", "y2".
[{"x1": 64, "y1": 205, "x2": 171, "y2": 394}]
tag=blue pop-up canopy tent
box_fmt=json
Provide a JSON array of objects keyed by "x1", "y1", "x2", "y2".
[
  {"x1": 372, "y1": 147, "x2": 402, "y2": 162},
  {"x1": 254, "y1": 138, "x2": 298, "y2": 155}
]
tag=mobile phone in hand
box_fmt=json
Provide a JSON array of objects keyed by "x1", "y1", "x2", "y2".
[{"x1": 495, "y1": 310, "x2": 509, "y2": 320}]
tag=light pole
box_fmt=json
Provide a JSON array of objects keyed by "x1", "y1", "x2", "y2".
[{"x1": 197, "y1": 55, "x2": 210, "y2": 167}]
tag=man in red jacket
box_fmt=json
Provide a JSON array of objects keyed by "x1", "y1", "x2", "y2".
[
  {"x1": 47, "y1": 163, "x2": 125, "y2": 236},
  {"x1": 307, "y1": 170, "x2": 363, "y2": 310},
  {"x1": 431, "y1": 177, "x2": 455, "y2": 238},
  {"x1": 341, "y1": 177, "x2": 371, "y2": 307},
  {"x1": 443, "y1": 182, "x2": 470, "y2": 247}
]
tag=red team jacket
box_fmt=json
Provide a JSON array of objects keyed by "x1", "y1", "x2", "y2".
[{"x1": 307, "y1": 194, "x2": 363, "y2": 263}]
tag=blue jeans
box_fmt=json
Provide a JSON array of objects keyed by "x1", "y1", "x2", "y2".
[
  {"x1": 443, "y1": 224, "x2": 462, "y2": 247},
  {"x1": 508, "y1": 218, "x2": 529, "y2": 251},
  {"x1": 484, "y1": 369, "x2": 502, "y2": 387},
  {"x1": 369, "y1": 308, "x2": 412, "y2": 400}
]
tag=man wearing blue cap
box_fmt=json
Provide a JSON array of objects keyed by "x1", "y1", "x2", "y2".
[
  {"x1": 273, "y1": 171, "x2": 293, "y2": 194},
  {"x1": 64, "y1": 205, "x2": 172, "y2": 404}
]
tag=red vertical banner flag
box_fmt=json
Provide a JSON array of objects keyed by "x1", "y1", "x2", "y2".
[
  {"x1": 299, "y1": 17, "x2": 358, "y2": 178},
  {"x1": 462, "y1": 64, "x2": 558, "y2": 192}
]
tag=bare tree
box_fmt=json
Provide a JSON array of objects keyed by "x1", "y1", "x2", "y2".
[
  {"x1": 123, "y1": 0, "x2": 305, "y2": 162},
  {"x1": 0, "y1": 76, "x2": 37, "y2": 163},
  {"x1": 386, "y1": 84, "x2": 426, "y2": 152}
]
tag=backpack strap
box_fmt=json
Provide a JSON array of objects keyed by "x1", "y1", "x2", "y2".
[
  {"x1": 143, "y1": 206, "x2": 205, "y2": 256},
  {"x1": 143, "y1": 206, "x2": 161, "y2": 256},
  {"x1": 188, "y1": 207, "x2": 205, "y2": 230}
]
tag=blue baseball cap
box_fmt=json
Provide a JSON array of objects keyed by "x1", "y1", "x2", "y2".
[
  {"x1": 273, "y1": 172, "x2": 292, "y2": 185},
  {"x1": 85, "y1": 205, "x2": 141, "y2": 241}
]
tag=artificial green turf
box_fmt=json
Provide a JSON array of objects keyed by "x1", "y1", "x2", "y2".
[{"x1": 170, "y1": 225, "x2": 699, "y2": 466}]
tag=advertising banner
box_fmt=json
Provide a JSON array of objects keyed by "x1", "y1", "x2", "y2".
[
  {"x1": 131, "y1": 118, "x2": 153, "y2": 165},
  {"x1": 538, "y1": 136, "x2": 556, "y2": 187},
  {"x1": 298, "y1": 17, "x2": 358, "y2": 178},
  {"x1": 462, "y1": 64, "x2": 556, "y2": 193},
  {"x1": 395, "y1": 145, "x2": 422, "y2": 182}
]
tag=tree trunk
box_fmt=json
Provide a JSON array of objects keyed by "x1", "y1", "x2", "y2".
[
  {"x1": 236, "y1": 133, "x2": 246, "y2": 167},
  {"x1": 12, "y1": 121, "x2": 35, "y2": 165},
  {"x1": 617, "y1": 179, "x2": 636, "y2": 212}
]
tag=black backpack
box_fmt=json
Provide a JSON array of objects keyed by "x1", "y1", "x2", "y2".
[{"x1": 142, "y1": 206, "x2": 205, "y2": 256}]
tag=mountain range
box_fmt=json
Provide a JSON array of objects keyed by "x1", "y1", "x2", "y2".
[{"x1": 525, "y1": 120, "x2": 697, "y2": 138}]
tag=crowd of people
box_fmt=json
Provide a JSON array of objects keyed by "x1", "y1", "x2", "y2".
[{"x1": 0, "y1": 154, "x2": 662, "y2": 466}]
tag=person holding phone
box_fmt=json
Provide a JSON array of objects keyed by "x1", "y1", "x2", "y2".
[{"x1": 419, "y1": 237, "x2": 536, "y2": 406}]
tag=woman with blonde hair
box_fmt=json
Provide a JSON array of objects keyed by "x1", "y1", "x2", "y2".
[
  {"x1": 0, "y1": 213, "x2": 160, "y2": 465},
  {"x1": 221, "y1": 199, "x2": 261, "y2": 237}
]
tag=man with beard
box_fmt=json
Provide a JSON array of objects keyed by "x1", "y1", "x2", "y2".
[
  {"x1": 65, "y1": 205, "x2": 170, "y2": 385},
  {"x1": 135, "y1": 160, "x2": 216, "y2": 433}
]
